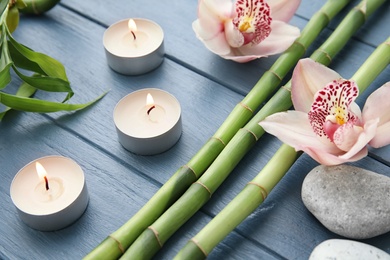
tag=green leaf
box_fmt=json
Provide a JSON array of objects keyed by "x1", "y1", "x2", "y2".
[
  {"x1": 16, "y1": 81, "x2": 37, "y2": 97},
  {"x1": 0, "y1": 63, "x2": 12, "y2": 90},
  {"x1": 6, "y1": 30, "x2": 69, "y2": 81},
  {"x1": 16, "y1": 0, "x2": 27, "y2": 9},
  {"x1": 0, "y1": 81, "x2": 37, "y2": 119},
  {"x1": 0, "y1": 90, "x2": 108, "y2": 113},
  {"x1": 0, "y1": 24, "x2": 12, "y2": 90},
  {"x1": 0, "y1": 1, "x2": 7, "y2": 17},
  {"x1": 12, "y1": 65, "x2": 73, "y2": 93}
]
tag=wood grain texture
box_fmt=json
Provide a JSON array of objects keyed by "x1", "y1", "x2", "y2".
[{"x1": 0, "y1": 0, "x2": 389, "y2": 259}]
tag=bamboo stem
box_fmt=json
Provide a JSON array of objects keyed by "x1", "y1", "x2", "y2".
[
  {"x1": 175, "y1": 36, "x2": 390, "y2": 259},
  {"x1": 121, "y1": 0, "x2": 387, "y2": 258}
]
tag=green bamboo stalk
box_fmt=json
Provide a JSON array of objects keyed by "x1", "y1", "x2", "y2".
[
  {"x1": 175, "y1": 35, "x2": 390, "y2": 259},
  {"x1": 84, "y1": 1, "x2": 353, "y2": 259},
  {"x1": 121, "y1": 1, "x2": 387, "y2": 259}
]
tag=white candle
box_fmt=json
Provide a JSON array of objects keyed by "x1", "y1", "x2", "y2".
[
  {"x1": 10, "y1": 156, "x2": 89, "y2": 231},
  {"x1": 103, "y1": 18, "x2": 164, "y2": 75},
  {"x1": 114, "y1": 88, "x2": 182, "y2": 155}
]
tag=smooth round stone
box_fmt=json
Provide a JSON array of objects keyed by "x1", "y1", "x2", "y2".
[
  {"x1": 302, "y1": 165, "x2": 390, "y2": 239},
  {"x1": 309, "y1": 239, "x2": 390, "y2": 260}
]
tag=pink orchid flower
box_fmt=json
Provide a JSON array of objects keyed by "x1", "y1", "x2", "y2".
[
  {"x1": 259, "y1": 58, "x2": 390, "y2": 165},
  {"x1": 192, "y1": 0, "x2": 301, "y2": 63}
]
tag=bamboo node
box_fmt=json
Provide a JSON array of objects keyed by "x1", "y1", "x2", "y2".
[
  {"x1": 242, "y1": 128, "x2": 258, "y2": 141},
  {"x1": 247, "y1": 182, "x2": 268, "y2": 201},
  {"x1": 148, "y1": 226, "x2": 163, "y2": 248},
  {"x1": 190, "y1": 238, "x2": 208, "y2": 257},
  {"x1": 354, "y1": 5, "x2": 367, "y2": 21},
  {"x1": 211, "y1": 136, "x2": 226, "y2": 147},
  {"x1": 268, "y1": 69, "x2": 283, "y2": 81},
  {"x1": 108, "y1": 235, "x2": 125, "y2": 254},
  {"x1": 195, "y1": 181, "x2": 212, "y2": 198},
  {"x1": 281, "y1": 85, "x2": 291, "y2": 92},
  {"x1": 318, "y1": 10, "x2": 331, "y2": 24},
  {"x1": 315, "y1": 49, "x2": 332, "y2": 63},
  {"x1": 239, "y1": 102, "x2": 254, "y2": 114},
  {"x1": 183, "y1": 164, "x2": 198, "y2": 179},
  {"x1": 293, "y1": 40, "x2": 307, "y2": 53}
]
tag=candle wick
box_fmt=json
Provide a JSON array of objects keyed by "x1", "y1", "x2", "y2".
[
  {"x1": 44, "y1": 176, "x2": 50, "y2": 191},
  {"x1": 131, "y1": 31, "x2": 136, "y2": 40},
  {"x1": 147, "y1": 105, "x2": 156, "y2": 115}
]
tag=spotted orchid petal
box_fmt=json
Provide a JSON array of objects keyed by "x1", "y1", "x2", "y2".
[
  {"x1": 292, "y1": 59, "x2": 341, "y2": 113},
  {"x1": 309, "y1": 79, "x2": 359, "y2": 140},
  {"x1": 193, "y1": 0, "x2": 301, "y2": 62},
  {"x1": 363, "y1": 82, "x2": 390, "y2": 147},
  {"x1": 228, "y1": 20, "x2": 300, "y2": 59}
]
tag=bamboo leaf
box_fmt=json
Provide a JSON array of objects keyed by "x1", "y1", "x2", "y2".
[
  {"x1": 15, "y1": 81, "x2": 37, "y2": 97},
  {"x1": 0, "y1": 23, "x2": 12, "y2": 90},
  {"x1": 6, "y1": 30, "x2": 69, "y2": 81},
  {"x1": 0, "y1": 81, "x2": 37, "y2": 119},
  {"x1": 12, "y1": 66, "x2": 73, "y2": 93},
  {"x1": 16, "y1": 0, "x2": 27, "y2": 9},
  {"x1": 0, "y1": 63, "x2": 12, "y2": 90},
  {"x1": 0, "y1": 1, "x2": 7, "y2": 17},
  {"x1": 0, "y1": 90, "x2": 107, "y2": 113}
]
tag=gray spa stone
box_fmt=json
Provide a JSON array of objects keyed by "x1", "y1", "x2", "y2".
[
  {"x1": 309, "y1": 239, "x2": 390, "y2": 260},
  {"x1": 302, "y1": 164, "x2": 390, "y2": 239}
]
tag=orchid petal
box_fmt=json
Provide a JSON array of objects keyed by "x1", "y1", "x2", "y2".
[
  {"x1": 199, "y1": 0, "x2": 234, "y2": 20},
  {"x1": 369, "y1": 121, "x2": 390, "y2": 148},
  {"x1": 193, "y1": 0, "x2": 234, "y2": 55},
  {"x1": 363, "y1": 82, "x2": 390, "y2": 147},
  {"x1": 196, "y1": 0, "x2": 226, "y2": 40},
  {"x1": 363, "y1": 82, "x2": 390, "y2": 127},
  {"x1": 259, "y1": 111, "x2": 340, "y2": 154},
  {"x1": 339, "y1": 118, "x2": 378, "y2": 159},
  {"x1": 268, "y1": 0, "x2": 301, "y2": 22},
  {"x1": 291, "y1": 59, "x2": 341, "y2": 113},
  {"x1": 304, "y1": 145, "x2": 368, "y2": 166},
  {"x1": 236, "y1": 20, "x2": 300, "y2": 57},
  {"x1": 333, "y1": 123, "x2": 364, "y2": 151},
  {"x1": 193, "y1": 20, "x2": 231, "y2": 55},
  {"x1": 224, "y1": 19, "x2": 244, "y2": 48}
]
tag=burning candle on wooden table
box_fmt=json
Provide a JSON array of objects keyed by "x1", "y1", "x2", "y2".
[
  {"x1": 103, "y1": 18, "x2": 164, "y2": 75},
  {"x1": 114, "y1": 88, "x2": 182, "y2": 155},
  {"x1": 10, "y1": 156, "x2": 89, "y2": 231}
]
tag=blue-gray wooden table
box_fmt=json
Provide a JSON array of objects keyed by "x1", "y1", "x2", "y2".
[{"x1": 1, "y1": 0, "x2": 389, "y2": 259}]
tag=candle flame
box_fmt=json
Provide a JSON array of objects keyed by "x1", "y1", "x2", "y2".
[
  {"x1": 128, "y1": 19, "x2": 137, "y2": 32},
  {"x1": 146, "y1": 93, "x2": 155, "y2": 106},
  {"x1": 36, "y1": 162, "x2": 48, "y2": 180}
]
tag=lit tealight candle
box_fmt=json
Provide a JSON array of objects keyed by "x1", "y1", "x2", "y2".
[
  {"x1": 114, "y1": 88, "x2": 182, "y2": 155},
  {"x1": 10, "y1": 156, "x2": 89, "y2": 231},
  {"x1": 103, "y1": 18, "x2": 164, "y2": 75}
]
